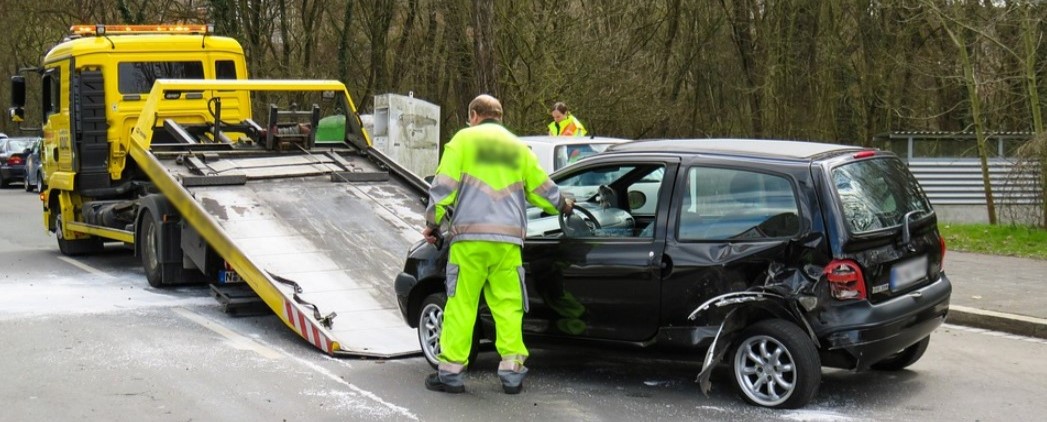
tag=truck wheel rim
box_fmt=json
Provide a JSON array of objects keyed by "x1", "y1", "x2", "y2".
[
  {"x1": 419, "y1": 303, "x2": 443, "y2": 363},
  {"x1": 734, "y1": 334, "x2": 796, "y2": 407}
]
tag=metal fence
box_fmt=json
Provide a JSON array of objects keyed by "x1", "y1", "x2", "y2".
[
  {"x1": 874, "y1": 132, "x2": 1041, "y2": 206},
  {"x1": 907, "y1": 158, "x2": 1040, "y2": 205}
]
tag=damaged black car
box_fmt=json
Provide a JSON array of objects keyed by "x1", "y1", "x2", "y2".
[{"x1": 394, "y1": 138, "x2": 951, "y2": 409}]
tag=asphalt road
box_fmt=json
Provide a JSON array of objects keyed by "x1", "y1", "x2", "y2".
[{"x1": 2, "y1": 186, "x2": 1046, "y2": 421}]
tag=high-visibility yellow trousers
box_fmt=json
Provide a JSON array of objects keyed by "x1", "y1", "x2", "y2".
[{"x1": 438, "y1": 240, "x2": 527, "y2": 367}]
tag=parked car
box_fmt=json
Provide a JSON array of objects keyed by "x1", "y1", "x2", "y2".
[
  {"x1": 519, "y1": 136, "x2": 629, "y2": 173},
  {"x1": 394, "y1": 138, "x2": 951, "y2": 409},
  {"x1": 0, "y1": 136, "x2": 35, "y2": 188},
  {"x1": 22, "y1": 137, "x2": 44, "y2": 192}
]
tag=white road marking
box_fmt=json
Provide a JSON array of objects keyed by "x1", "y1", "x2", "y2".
[
  {"x1": 944, "y1": 323, "x2": 1047, "y2": 345},
  {"x1": 57, "y1": 256, "x2": 115, "y2": 278},
  {"x1": 172, "y1": 307, "x2": 415, "y2": 419},
  {"x1": 171, "y1": 307, "x2": 284, "y2": 360},
  {"x1": 287, "y1": 353, "x2": 419, "y2": 420}
]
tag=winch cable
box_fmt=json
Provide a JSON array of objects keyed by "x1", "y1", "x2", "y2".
[{"x1": 268, "y1": 271, "x2": 337, "y2": 329}]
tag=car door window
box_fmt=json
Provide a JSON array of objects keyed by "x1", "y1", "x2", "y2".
[
  {"x1": 528, "y1": 163, "x2": 665, "y2": 238},
  {"x1": 678, "y1": 167, "x2": 800, "y2": 240}
]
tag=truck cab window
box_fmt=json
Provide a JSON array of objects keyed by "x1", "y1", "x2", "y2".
[
  {"x1": 215, "y1": 60, "x2": 237, "y2": 79},
  {"x1": 118, "y1": 61, "x2": 205, "y2": 94},
  {"x1": 42, "y1": 71, "x2": 60, "y2": 118}
]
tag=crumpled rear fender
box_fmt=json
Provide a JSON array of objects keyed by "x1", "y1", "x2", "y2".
[{"x1": 688, "y1": 288, "x2": 820, "y2": 395}]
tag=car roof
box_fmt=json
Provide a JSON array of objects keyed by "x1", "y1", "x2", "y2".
[
  {"x1": 519, "y1": 136, "x2": 630, "y2": 146},
  {"x1": 608, "y1": 138, "x2": 868, "y2": 160}
]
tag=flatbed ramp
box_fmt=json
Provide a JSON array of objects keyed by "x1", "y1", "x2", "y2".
[{"x1": 142, "y1": 146, "x2": 428, "y2": 357}]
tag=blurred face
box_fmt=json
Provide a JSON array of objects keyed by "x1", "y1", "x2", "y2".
[{"x1": 551, "y1": 110, "x2": 566, "y2": 123}]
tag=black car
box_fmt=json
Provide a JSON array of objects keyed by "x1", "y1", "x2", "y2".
[
  {"x1": 394, "y1": 139, "x2": 951, "y2": 409},
  {"x1": 22, "y1": 137, "x2": 44, "y2": 192},
  {"x1": 0, "y1": 136, "x2": 35, "y2": 188}
]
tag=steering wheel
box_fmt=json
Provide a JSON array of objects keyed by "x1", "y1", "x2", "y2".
[{"x1": 559, "y1": 204, "x2": 601, "y2": 237}]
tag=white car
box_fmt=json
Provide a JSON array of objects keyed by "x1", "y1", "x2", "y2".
[{"x1": 519, "y1": 136, "x2": 629, "y2": 173}]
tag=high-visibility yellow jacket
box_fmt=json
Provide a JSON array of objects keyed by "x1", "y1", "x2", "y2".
[
  {"x1": 427, "y1": 120, "x2": 567, "y2": 245},
  {"x1": 548, "y1": 114, "x2": 588, "y2": 137}
]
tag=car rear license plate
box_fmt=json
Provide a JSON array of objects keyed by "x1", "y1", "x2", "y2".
[{"x1": 890, "y1": 255, "x2": 928, "y2": 292}]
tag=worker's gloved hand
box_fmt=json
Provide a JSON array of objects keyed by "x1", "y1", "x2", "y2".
[
  {"x1": 422, "y1": 226, "x2": 439, "y2": 244},
  {"x1": 562, "y1": 198, "x2": 575, "y2": 216}
]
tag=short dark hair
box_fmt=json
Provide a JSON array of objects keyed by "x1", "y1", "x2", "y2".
[
  {"x1": 551, "y1": 102, "x2": 569, "y2": 114},
  {"x1": 470, "y1": 94, "x2": 503, "y2": 120}
]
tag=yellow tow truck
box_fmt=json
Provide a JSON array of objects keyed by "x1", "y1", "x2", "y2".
[{"x1": 9, "y1": 24, "x2": 429, "y2": 357}]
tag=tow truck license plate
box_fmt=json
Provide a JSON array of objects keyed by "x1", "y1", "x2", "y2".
[{"x1": 890, "y1": 255, "x2": 928, "y2": 292}]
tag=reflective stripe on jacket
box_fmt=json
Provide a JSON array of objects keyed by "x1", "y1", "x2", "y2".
[
  {"x1": 427, "y1": 121, "x2": 566, "y2": 245},
  {"x1": 548, "y1": 114, "x2": 588, "y2": 137}
]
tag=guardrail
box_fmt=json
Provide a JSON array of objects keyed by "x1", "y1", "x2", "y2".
[
  {"x1": 872, "y1": 132, "x2": 1041, "y2": 207},
  {"x1": 907, "y1": 158, "x2": 1040, "y2": 205}
]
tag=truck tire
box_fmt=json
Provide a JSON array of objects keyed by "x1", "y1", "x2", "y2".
[
  {"x1": 731, "y1": 319, "x2": 821, "y2": 409},
  {"x1": 139, "y1": 211, "x2": 183, "y2": 288},
  {"x1": 417, "y1": 293, "x2": 480, "y2": 369},
  {"x1": 55, "y1": 215, "x2": 104, "y2": 256}
]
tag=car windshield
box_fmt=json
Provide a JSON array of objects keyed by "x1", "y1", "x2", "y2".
[
  {"x1": 832, "y1": 157, "x2": 933, "y2": 233},
  {"x1": 553, "y1": 142, "x2": 618, "y2": 170}
]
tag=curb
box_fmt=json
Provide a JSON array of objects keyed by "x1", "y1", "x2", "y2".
[{"x1": 948, "y1": 305, "x2": 1047, "y2": 340}]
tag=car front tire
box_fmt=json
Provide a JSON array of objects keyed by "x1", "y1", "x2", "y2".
[
  {"x1": 417, "y1": 292, "x2": 480, "y2": 369},
  {"x1": 732, "y1": 319, "x2": 821, "y2": 409}
]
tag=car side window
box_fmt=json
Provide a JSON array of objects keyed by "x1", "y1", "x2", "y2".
[
  {"x1": 678, "y1": 167, "x2": 800, "y2": 241},
  {"x1": 527, "y1": 163, "x2": 665, "y2": 239}
]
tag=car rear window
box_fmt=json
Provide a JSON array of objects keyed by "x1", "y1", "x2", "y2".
[
  {"x1": 832, "y1": 157, "x2": 933, "y2": 234},
  {"x1": 5, "y1": 139, "x2": 32, "y2": 152}
]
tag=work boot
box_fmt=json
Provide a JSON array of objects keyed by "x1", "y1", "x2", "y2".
[
  {"x1": 425, "y1": 369, "x2": 465, "y2": 394},
  {"x1": 497, "y1": 360, "x2": 528, "y2": 395}
]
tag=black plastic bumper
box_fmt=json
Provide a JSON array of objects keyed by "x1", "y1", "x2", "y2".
[
  {"x1": 394, "y1": 272, "x2": 419, "y2": 325},
  {"x1": 816, "y1": 274, "x2": 952, "y2": 370}
]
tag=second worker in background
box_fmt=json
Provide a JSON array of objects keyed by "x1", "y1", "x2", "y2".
[
  {"x1": 423, "y1": 94, "x2": 573, "y2": 394},
  {"x1": 548, "y1": 101, "x2": 588, "y2": 137}
]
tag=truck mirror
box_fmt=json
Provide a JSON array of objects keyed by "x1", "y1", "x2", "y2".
[
  {"x1": 11, "y1": 75, "x2": 26, "y2": 108},
  {"x1": 9, "y1": 107, "x2": 24, "y2": 122}
]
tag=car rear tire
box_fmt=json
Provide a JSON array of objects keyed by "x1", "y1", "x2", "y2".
[
  {"x1": 417, "y1": 292, "x2": 479, "y2": 369},
  {"x1": 871, "y1": 336, "x2": 930, "y2": 371},
  {"x1": 732, "y1": 319, "x2": 821, "y2": 409}
]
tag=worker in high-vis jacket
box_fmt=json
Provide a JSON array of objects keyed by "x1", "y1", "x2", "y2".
[
  {"x1": 548, "y1": 101, "x2": 588, "y2": 137},
  {"x1": 423, "y1": 94, "x2": 573, "y2": 395}
]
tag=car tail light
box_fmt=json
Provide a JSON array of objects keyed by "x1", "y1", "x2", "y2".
[
  {"x1": 824, "y1": 259, "x2": 866, "y2": 300},
  {"x1": 7, "y1": 156, "x2": 23, "y2": 165}
]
